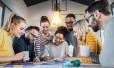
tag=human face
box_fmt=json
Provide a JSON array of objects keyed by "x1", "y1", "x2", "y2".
[
  {"x1": 41, "y1": 22, "x2": 50, "y2": 34},
  {"x1": 28, "y1": 29, "x2": 39, "y2": 42},
  {"x1": 54, "y1": 33, "x2": 64, "y2": 46},
  {"x1": 73, "y1": 26, "x2": 82, "y2": 40},
  {"x1": 65, "y1": 17, "x2": 75, "y2": 31},
  {"x1": 85, "y1": 12, "x2": 100, "y2": 32},
  {"x1": 12, "y1": 20, "x2": 26, "y2": 38}
]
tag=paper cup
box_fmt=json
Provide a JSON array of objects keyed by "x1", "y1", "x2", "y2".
[
  {"x1": 80, "y1": 45, "x2": 90, "y2": 57},
  {"x1": 23, "y1": 51, "x2": 29, "y2": 62}
]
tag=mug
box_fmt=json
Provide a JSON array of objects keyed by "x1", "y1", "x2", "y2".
[
  {"x1": 80, "y1": 45, "x2": 90, "y2": 57},
  {"x1": 23, "y1": 51, "x2": 29, "y2": 62}
]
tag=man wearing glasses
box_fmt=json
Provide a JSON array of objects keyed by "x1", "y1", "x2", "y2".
[
  {"x1": 13, "y1": 26, "x2": 40, "y2": 62},
  {"x1": 65, "y1": 14, "x2": 77, "y2": 57},
  {"x1": 85, "y1": 1, "x2": 114, "y2": 67}
]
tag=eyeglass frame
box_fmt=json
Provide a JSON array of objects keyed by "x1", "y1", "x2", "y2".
[
  {"x1": 85, "y1": 14, "x2": 94, "y2": 23},
  {"x1": 30, "y1": 32, "x2": 38, "y2": 38}
]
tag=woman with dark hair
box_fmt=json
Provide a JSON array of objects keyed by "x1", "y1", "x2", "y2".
[
  {"x1": 0, "y1": 13, "x2": 26, "y2": 65},
  {"x1": 33, "y1": 16, "x2": 53, "y2": 62}
]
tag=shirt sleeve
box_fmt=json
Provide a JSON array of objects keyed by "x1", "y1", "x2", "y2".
[
  {"x1": 42, "y1": 45, "x2": 49, "y2": 57},
  {"x1": 13, "y1": 37, "x2": 25, "y2": 54},
  {"x1": 0, "y1": 30, "x2": 4, "y2": 48},
  {"x1": 34, "y1": 33, "x2": 46, "y2": 57},
  {"x1": 99, "y1": 17, "x2": 114, "y2": 67},
  {"x1": 64, "y1": 41, "x2": 70, "y2": 56}
]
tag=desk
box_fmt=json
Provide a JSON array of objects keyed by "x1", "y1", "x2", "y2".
[{"x1": 1, "y1": 63, "x2": 102, "y2": 68}]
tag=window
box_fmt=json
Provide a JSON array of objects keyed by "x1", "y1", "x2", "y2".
[
  {"x1": 0, "y1": 1, "x2": 12, "y2": 28},
  {"x1": 0, "y1": 2, "x2": 3, "y2": 28}
]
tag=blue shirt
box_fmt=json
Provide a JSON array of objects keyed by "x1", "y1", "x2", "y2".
[
  {"x1": 65, "y1": 31, "x2": 77, "y2": 56},
  {"x1": 13, "y1": 35, "x2": 35, "y2": 62}
]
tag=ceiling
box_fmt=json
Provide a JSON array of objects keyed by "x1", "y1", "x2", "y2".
[
  {"x1": 23, "y1": 0, "x2": 48, "y2": 7},
  {"x1": 23, "y1": 0, "x2": 95, "y2": 7},
  {"x1": 71, "y1": 0, "x2": 95, "y2": 6}
]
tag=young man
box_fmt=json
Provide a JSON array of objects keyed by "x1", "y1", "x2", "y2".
[
  {"x1": 13, "y1": 26, "x2": 39, "y2": 62},
  {"x1": 64, "y1": 14, "x2": 77, "y2": 57},
  {"x1": 85, "y1": 1, "x2": 114, "y2": 67}
]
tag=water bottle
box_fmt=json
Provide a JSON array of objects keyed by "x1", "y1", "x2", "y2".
[
  {"x1": 23, "y1": 51, "x2": 30, "y2": 62},
  {"x1": 69, "y1": 43, "x2": 74, "y2": 57}
]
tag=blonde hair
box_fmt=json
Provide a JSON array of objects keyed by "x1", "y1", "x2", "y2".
[
  {"x1": 3, "y1": 13, "x2": 25, "y2": 32},
  {"x1": 73, "y1": 19, "x2": 92, "y2": 35}
]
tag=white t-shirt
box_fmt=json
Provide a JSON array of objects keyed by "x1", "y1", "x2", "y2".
[
  {"x1": 44, "y1": 41, "x2": 69, "y2": 59},
  {"x1": 99, "y1": 17, "x2": 114, "y2": 67}
]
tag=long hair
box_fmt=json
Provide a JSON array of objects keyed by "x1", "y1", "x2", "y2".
[
  {"x1": 3, "y1": 13, "x2": 25, "y2": 32},
  {"x1": 73, "y1": 19, "x2": 93, "y2": 35}
]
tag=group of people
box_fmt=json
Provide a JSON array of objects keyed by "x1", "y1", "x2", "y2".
[{"x1": 0, "y1": 0, "x2": 114, "y2": 67}]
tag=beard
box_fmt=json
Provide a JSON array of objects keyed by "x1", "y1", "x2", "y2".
[
  {"x1": 92, "y1": 25, "x2": 100, "y2": 32},
  {"x1": 91, "y1": 17, "x2": 101, "y2": 32},
  {"x1": 67, "y1": 26, "x2": 73, "y2": 31}
]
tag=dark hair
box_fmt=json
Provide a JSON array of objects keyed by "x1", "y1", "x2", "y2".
[
  {"x1": 85, "y1": 1, "x2": 111, "y2": 15},
  {"x1": 57, "y1": 26, "x2": 68, "y2": 38},
  {"x1": 25, "y1": 26, "x2": 39, "y2": 32},
  {"x1": 66, "y1": 13, "x2": 76, "y2": 19},
  {"x1": 3, "y1": 13, "x2": 26, "y2": 32},
  {"x1": 55, "y1": 29, "x2": 65, "y2": 38},
  {"x1": 40, "y1": 16, "x2": 50, "y2": 25}
]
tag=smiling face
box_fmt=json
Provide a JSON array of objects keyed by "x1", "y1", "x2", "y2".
[
  {"x1": 12, "y1": 20, "x2": 26, "y2": 38},
  {"x1": 65, "y1": 17, "x2": 75, "y2": 31},
  {"x1": 28, "y1": 29, "x2": 39, "y2": 41},
  {"x1": 54, "y1": 33, "x2": 64, "y2": 46},
  {"x1": 73, "y1": 25, "x2": 83, "y2": 40},
  {"x1": 41, "y1": 21, "x2": 50, "y2": 34}
]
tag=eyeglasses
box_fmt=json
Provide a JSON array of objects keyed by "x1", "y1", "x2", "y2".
[
  {"x1": 30, "y1": 32, "x2": 37, "y2": 38},
  {"x1": 65, "y1": 21, "x2": 74, "y2": 24},
  {"x1": 85, "y1": 14, "x2": 94, "y2": 23}
]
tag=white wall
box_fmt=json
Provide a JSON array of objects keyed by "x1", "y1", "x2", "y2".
[
  {"x1": 27, "y1": 0, "x2": 87, "y2": 29},
  {"x1": 1, "y1": 0, "x2": 87, "y2": 29},
  {"x1": 1, "y1": 0, "x2": 28, "y2": 19},
  {"x1": 27, "y1": 0, "x2": 52, "y2": 26}
]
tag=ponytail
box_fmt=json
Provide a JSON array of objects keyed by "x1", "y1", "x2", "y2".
[{"x1": 3, "y1": 13, "x2": 25, "y2": 32}]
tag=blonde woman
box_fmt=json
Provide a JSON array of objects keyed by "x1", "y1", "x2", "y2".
[
  {"x1": 73, "y1": 19, "x2": 102, "y2": 64},
  {"x1": 0, "y1": 13, "x2": 26, "y2": 65}
]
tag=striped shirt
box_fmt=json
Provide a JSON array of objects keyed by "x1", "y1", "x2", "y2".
[
  {"x1": 34, "y1": 32, "x2": 53, "y2": 57},
  {"x1": 78, "y1": 32, "x2": 102, "y2": 64}
]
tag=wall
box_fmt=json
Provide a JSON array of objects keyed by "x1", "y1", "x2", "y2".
[
  {"x1": 1, "y1": 0, "x2": 87, "y2": 30},
  {"x1": 1, "y1": 0, "x2": 28, "y2": 26},
  {"x1": 2, "y1": 0, "x2": 28, "y2": 18},
  {"x1": 27, "y1": 0, "x2": 87, "y2": 28}
]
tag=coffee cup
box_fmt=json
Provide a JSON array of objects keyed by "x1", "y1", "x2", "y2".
[
  {"x1": 80, "y1": 45, "x2": 90, "y2": 57},
  {"x1": 23, "y1": 51, "x2": 29, "y2": 62}
]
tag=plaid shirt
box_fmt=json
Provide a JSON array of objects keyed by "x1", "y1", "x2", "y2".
[{"x1": 34, "y1": 32, "x2": 53, "y2": 57}]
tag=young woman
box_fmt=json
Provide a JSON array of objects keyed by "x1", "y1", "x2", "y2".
[
  {"x1": 73, "y1": 19, "x2": 102, "y2": 64},
  {"x1": 34, "y1": 16, "x2": 53, "y2": 62},
  {"x1": 0, "y1": 13, "x2": 26, "y2": 65},
  {"x1": 43, "y1": 29, "x2": 69, "y2": 61}
]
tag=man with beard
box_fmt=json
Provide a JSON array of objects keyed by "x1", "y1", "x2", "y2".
[
  {"x1": 13, "y1": 26, "x2": 40, "y2": 62},
  {"x1": 85, "y1": 1, "x2": 114, "y2": 67},
  {"x1": 64, "y1": 14, "x2": 77, "y2": 57}
]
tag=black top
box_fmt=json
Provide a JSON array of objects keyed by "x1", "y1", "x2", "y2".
[{"x1": 13, "y1": 35, "x2": 35, "y2": 62}]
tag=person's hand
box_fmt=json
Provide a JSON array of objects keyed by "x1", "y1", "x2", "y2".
[
  {"x1": 43, "y1": 56, "x2": 51, "y2": 61},
  {"x1": 12, "y1": 52, "x2": 24, "y2": 61},
  {"x1": 33, "y1": 57, "x2": 40, "y2": 63}
]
